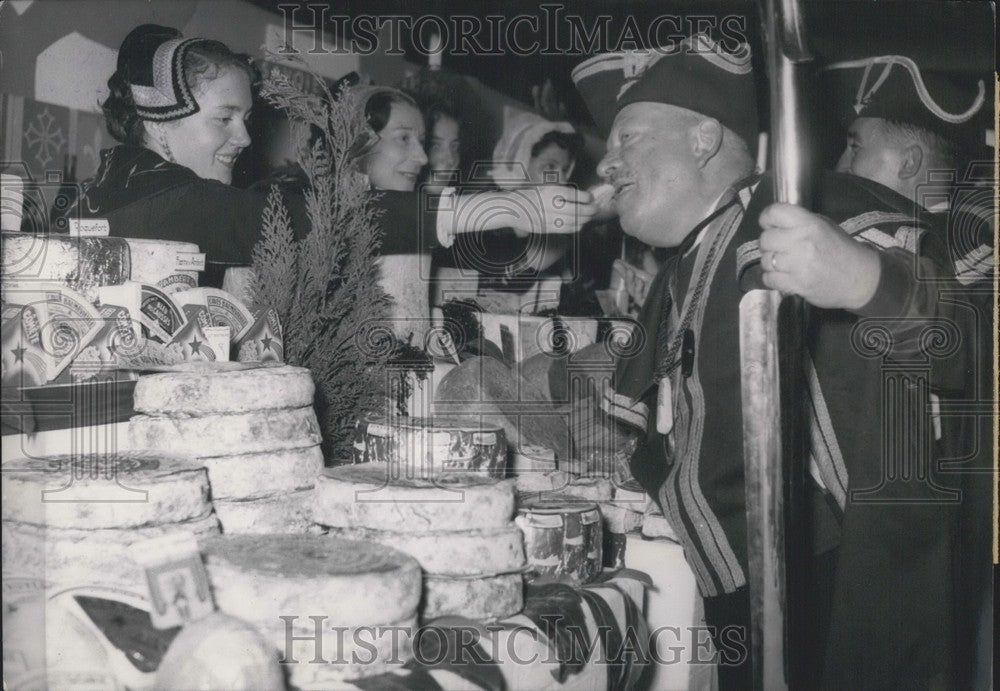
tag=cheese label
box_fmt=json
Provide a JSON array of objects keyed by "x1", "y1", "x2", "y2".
[
  {"x1": 174, "y1": 251, "x2": 206, "y2": 272},
  {"x1": 1, "y1": 286, "x2": 103, "y2": 383},
  {"x1": 139, "y1": 284, "x2": 186, "y2": 343},
  {"x1": 156, "y1": 273, "x2": 197, "y2": 294},
  {"x1": 128, "y1": 532, "x2": 214, "y2": 629},
  {"x1": 236, "y1": 308, "x2": 283, "y2": 363},
  {"x1": 67, "y1": 218, "x2": 110, "y2": 237}
]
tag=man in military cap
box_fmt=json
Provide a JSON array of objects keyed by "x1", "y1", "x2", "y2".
[
  {"x1": 574, "y1": 34, "x2": 963, "y2": 689},
  {"x1": 824, "y1": 54, "x2": 993, "y2": 285},
  {"x1": 825, "y1": 54, "x2": 995, "y2": 689}
]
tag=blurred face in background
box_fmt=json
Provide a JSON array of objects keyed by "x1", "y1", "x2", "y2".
[
  {"x1": 363, "y1": 101, "x2": 427, "y2": 192},
  {"x1": 527, "y1": 142, "x2": 573, "y2": 184},
  {"x1": 426, "y1": 114, "x2": 460, "y2": 191}
]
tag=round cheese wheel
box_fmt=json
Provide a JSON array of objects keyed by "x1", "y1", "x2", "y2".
[
  {"x1": 423, "y1": 573, "x2": 524, "y2": 622},
  {"x1": 201, "y1": 446, "x2": 323, "y2": 501},
  {"x1": 313, "y1": 463, "x2": 515, "y2": 532},
  {"x1": 200, "y1": 535, "x2": 421, "y2": 628},
  {"x1": 356, "y1": 414, "x2": 507, "y2": 478},
  {"x1": 213, "y1": 491, "x2": 317, "y2": 534},
  {"x1": 3, "y1": 514, "x2": 220, "y2": 591},
  {"x1": 1, "y1": 233, "x2": 130, "y2": 302},
  {"x1": 129, "y1": 406, "x2": 321, "y2": 457},
  {"x1": 133, "y1": 364, "x2": 314, "y2": 416},
  {"x1": 268, "y1": 613, "x2": 416, "y2": 687},
  {"x1": 154, "y1": 612, "x2": 283, "y2": 691},
  {"x1": 0, "y1": 453, "x2": 210, "y2": 529},
  {"x1": 326, "y1": 526, "x2": 525, "y2": 577}
]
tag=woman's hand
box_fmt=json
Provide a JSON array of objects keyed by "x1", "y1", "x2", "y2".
[{"x1": 469, "y1": 185, "x2": 596, "y2": 236}]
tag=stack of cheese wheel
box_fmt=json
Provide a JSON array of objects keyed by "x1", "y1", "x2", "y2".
[
  {"x1": 354, "y1": 413, "x2": 508, "y2": 478},
  {"x1": 129, "y1": 363, "x2": 323, "y2": 534},
  {"x1": 313, "y1": 463, "x2": 525, "y2": 622},
  {"x1": 1, "y1": 452, "x2": 218, "y2": 592},
  {"x1": 200, "y1": 534, "x2": 421, "y2": 688}
]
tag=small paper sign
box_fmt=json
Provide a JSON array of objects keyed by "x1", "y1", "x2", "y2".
[
  {"x1": 174, "y1": 251, "x2": 206, "y2": 272},
  {"x1": 68, "y1": 218, "x2": 110, "y2": 237},
  {"x1": 128, "y1": 532, "x2": 214, "y2": 629}
]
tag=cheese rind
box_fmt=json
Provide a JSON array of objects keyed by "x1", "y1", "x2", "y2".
[
  {"x1": 312, "y1": 463, "x2": 515, "y2": 532},
  {"x1": 2, "y1": 514, "x2": 220, "y2": 591},
  {"x1": 201, "y1": 446, "x2": 322, "y2": 500},
  {"x1": 132, "y1": 364, "x2": 314, "y2": 415},
  {"x1": 423, "y1": 573, "x2": 524, "y2": 621},
  {"x1": 326, "y1": 526, "x2": 525, "y2": 577},
  {"x1": 213, "y1": 491, "x2": 317, "y2": 534},
  {"x1": 0, "y1": 453, "x2": 211, "y2": 528},
  {"x1": 200, "y1": 535, "x2": 422, "y2": 628},
  {"x1": 129, "y1": 406, "x2": 321, "y2": 456}
]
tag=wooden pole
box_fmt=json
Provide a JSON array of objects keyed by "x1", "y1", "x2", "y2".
[{"x1": 741, "y1": 0, "x2": 813, "y2": 687}]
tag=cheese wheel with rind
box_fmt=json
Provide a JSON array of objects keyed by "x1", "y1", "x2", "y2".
[
  {"x1": 200, "y1": 535, "x2": 422, "y2": 628},
  {"x1": 133, "y1": 364, "x2": 314, "y2": 416},
  {"x1": 202, "y1": 446, "x2": 323, "y2": 500},
  {"x1": 326, "y1": 526, "x2": 525, "y2": 577},
  {"x1": 356, "y1": 413, "x2": 507, "y2": 478},
  {"x1": 312, "y1": 463, "x2": 515, "y2": 532},
  {"x1": 213, "y1": 491, "x2": 317, "y2": 534},
  {"x1": 129, "y1": 406, "x2": 321, "y2": 457},
  {"x1": 267, "y1": 614, "x2": 417, "y2": 687},
  {"x1": 2, "y1": 514, "x2": 220, "y2": 591},
  {"x1": 423, "y1": 573, "x2": 524, "y2": 621},
  {"x1": 0, "y1": 453, "x2": 211, "y2": 529},
  {"x1": 2, "y1": 232, "x2": 130, "y2": 301}
]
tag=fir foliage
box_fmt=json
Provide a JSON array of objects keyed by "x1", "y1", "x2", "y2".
[{"x1": 252, "y1": 60, "x2": 391, "y2": 458}]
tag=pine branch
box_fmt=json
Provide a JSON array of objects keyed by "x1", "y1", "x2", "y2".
[{"x1": 255, "y1": 56, "x2": 392, "y2": 456}]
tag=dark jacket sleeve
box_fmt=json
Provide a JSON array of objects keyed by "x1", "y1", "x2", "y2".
[
  {"x1": 106, "y1": 180, "x2": 268, "y2": 266},
  {"x1": 371, "y1": 190, "x2": 445, "y2": 255}
]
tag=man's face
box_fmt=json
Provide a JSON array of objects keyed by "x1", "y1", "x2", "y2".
[
  {"x1": 836, "y1": 117, "x2": 905, "y2": 193},
  {"x1": 597, "y1": 103, "x2": 703, "y2": 247}
]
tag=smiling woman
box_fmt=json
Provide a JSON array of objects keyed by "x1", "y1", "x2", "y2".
[{"x1": 66, "y1": 24, "x2": 296, "y2": 287}]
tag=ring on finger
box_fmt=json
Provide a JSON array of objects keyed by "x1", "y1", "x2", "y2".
[{"x1": 770, "y1": 252, "x2": 779, "y2": 270}]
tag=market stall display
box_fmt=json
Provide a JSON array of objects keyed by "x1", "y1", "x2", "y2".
[
  {"x1": 128, "y1": 364, "x2": 323, "y2": 533},
  {"x1": 313, "y1": 462, "x2": 525, "y2": 621}
]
